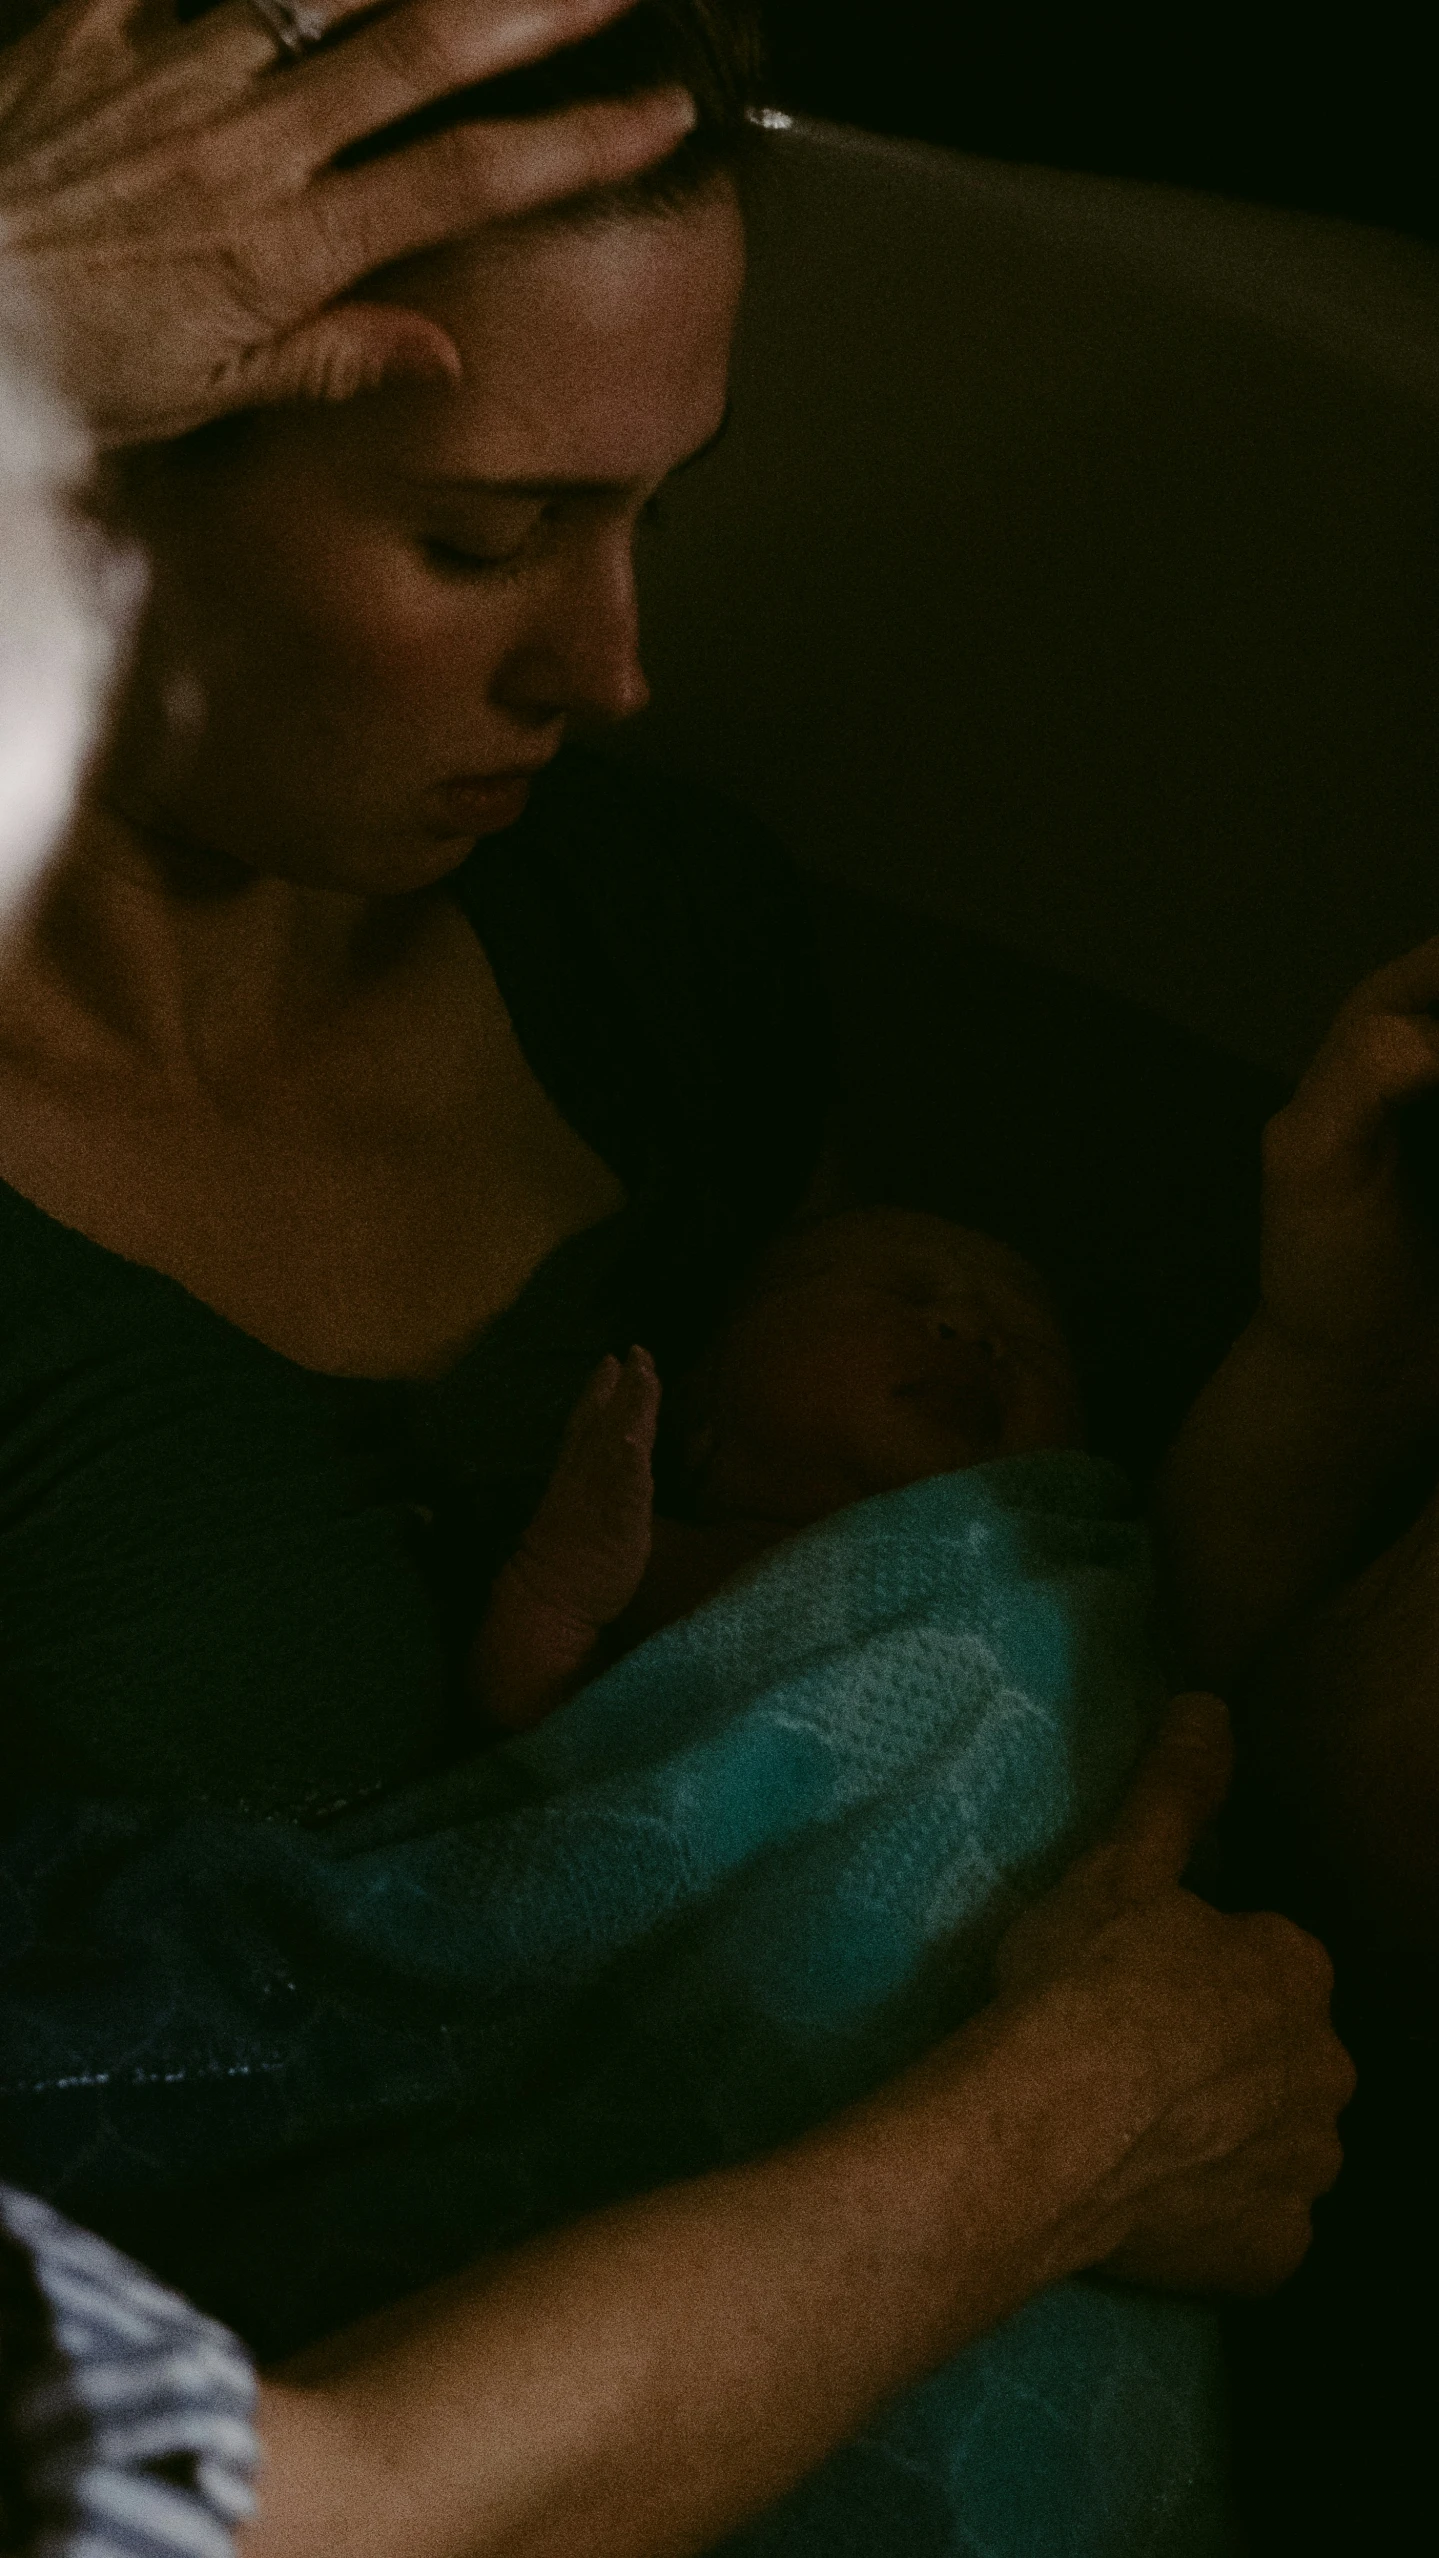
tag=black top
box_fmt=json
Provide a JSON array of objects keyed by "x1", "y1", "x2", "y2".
[{"x1": 0, "y1": 750, "x2": 834, "y2": 1821}]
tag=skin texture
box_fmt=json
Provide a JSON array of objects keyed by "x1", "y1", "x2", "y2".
[
  {"x1": 13, "y1": 186, "x2": 745, "y2": 1068},
  {"x1": 0, "y1": 175, "x2": 1355, "y2": 2557},
  {"x1": 0, "y1": 0, "x2": 701, "y2": 443},
  {"x1": 103, "y1": 196, "x2": 742, "y2": 902},
  {"x1": 0, "y1": 189, "x2": 743, "y2": 1381}
]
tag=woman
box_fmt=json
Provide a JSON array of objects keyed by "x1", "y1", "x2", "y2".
[{"x1": 0, "y1": 5, "x2": 1352, "y2": 2554}]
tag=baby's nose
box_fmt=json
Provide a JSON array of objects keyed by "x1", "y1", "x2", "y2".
[{"x1": 931, "y1": 1303, "x2": 1004, "y2": 1356}]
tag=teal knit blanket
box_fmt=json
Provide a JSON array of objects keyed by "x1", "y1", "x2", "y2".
[{"x1": 0, "y1": 1454, "x2": 1236, "y2": 2554}]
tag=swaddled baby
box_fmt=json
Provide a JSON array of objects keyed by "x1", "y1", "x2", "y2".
[{"x1": 472, "y1": 1208, "x2": 1086, "y2": 1732}]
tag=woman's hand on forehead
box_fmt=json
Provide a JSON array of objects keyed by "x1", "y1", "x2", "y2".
[{"x1": 0, "y1": 0, "x2": 697, "y2": 445}]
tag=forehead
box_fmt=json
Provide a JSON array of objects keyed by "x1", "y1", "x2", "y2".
[
  {"x1": 354, "y1": 187, "x2": 745, "y2": 488},
  {"x1": 756, "y1": 1213, "x2": 1055, "y2": 1305}
]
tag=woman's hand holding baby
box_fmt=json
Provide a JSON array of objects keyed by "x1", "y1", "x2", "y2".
[
  {"x1": 471, "y1": 1345, "x2": 660, "y2": 1733},
  {"x1": 988, "y1": 1694, "x2": 1353, "y2": 2295},
  {"x1": 244, "y1": 1697, "x2": 1351, "y2": 2558}
]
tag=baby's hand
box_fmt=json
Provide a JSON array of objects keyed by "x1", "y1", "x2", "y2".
[
  {"x1": 471, "y1": 1348, "x2": 661, "y2": 1734},
  {"x1": 1260, "y1": 937, "x2": 1439, "y2": 1392},
  {"x1": 519, "y1": 1347, "x2": 661, "y2": 1625}
]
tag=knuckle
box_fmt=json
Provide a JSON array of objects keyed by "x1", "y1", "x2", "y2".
[
  {"x1": 207, "y1": 225, "x2": 286, "y2": 332},
  {"x1": 367, "y1": 5, "x2": 472, "y2": 99},
  {"x1": 1332, "y1": 2043, "x2": 1359, "y2": 2109},
  {"x1": 1243, "y1": 1909, "x2": 1331, "y2": 1988},
  {"x1": 1311, "y1": 2131, "x2": 1346, "y2": 2194}
]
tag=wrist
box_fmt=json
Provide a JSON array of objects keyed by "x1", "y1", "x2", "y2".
[
  {"x1": 1249, "y1": 1303, "x2": 1439, "y2": 1427},
  {"x1": 805, "y1": 1984, "x2": 1160, "y2": 2340}
]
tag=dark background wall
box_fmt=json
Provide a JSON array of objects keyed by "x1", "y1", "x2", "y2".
[{"x1": 763, "y1": 2, "x2": 1437, "y2": 245}]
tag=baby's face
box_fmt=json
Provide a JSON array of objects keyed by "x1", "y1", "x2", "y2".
[{"x1": 684, "y1": 1209, "x2": 1085, "y2": 1529}]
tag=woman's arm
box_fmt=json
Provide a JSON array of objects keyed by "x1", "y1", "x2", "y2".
[
  {"x1": 1156, "y1": 939, "x2": 1439, "y2": 1688},
  {"x1": 245, "y1": 2013, "x2": 1129, "y2": 2558},
  {"x1": 1233, "y1": 1484, "x2": 1439, "y2": 1962},
  {"x1": 240, "y1": 1699, "x2": 1351, "y2": 2558},
  {"x1": 1154, "y1": 1308, "x2": 1423, "y2": 1689}
]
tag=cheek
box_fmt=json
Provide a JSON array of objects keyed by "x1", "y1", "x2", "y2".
[
  {"x1": 179, "y1": 509, "x2": 503, "y2": 752},
  {"x1": 1004, "y1": 1350, "x2": 1086, "y2": 1453},
  {"x1": 734, "y1": 1308, "x2": 907, "y2": 1440},
  {"x1": 237, "y1": 555, "x2": 452, "y2": 709}
]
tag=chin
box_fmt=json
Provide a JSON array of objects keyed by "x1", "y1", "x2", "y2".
[{"x1": 288, "y1": 821, "x2": 494, "y2": 894}]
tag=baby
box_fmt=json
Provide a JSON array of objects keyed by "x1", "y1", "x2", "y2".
[
  {"x1": 474, "y1": 923, "x2": 1439, "y2": 1766},
  {"x1": 471, "y1": 1207, "x2": 1088, "y2": 1733}
]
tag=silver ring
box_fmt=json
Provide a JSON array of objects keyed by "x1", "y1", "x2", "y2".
[{"x1": 247, "y1": 0, "x2": 329, "y2": 59}]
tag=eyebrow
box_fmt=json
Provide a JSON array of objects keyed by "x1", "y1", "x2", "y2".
[{"x1": 405, "y1": 400, "x2": 733, "y2": 502}]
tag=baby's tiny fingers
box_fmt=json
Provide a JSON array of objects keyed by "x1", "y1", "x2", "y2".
[
  {"x1": 614, "y1": 1345, "x2": 662, "y2": 1445},
  {"x1": 554, "y1": 1354, "x2": 622, "y2": 1451}
]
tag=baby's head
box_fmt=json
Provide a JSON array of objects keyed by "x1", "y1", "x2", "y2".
[{"x1": 677, "y1": 1208, "x2": 1085, "y2": 1530}]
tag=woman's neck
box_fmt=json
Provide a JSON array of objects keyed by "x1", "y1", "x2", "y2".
[{"x1": 1, "y1": 796, "x2": 427, "y2": 1093}]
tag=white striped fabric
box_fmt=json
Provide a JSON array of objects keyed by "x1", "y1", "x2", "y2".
[{"x1": 0, "y1": 2186, "x2": 258, "y2": 2558}]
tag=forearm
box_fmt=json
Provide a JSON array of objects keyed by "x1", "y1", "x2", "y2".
[
  {"x1": 239, "y1": 1995, "x2": 1148, "y2": 2558},
  {"x1": 1240, "y1": 1508, "x2": 1439, "y2": 1962},
  {"x1": 1154, "y1": 1308, "x2": 1427, "y2": 1688}
]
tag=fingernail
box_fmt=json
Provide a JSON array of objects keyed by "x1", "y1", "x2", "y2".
[{"x1": 655, "y1": 83, "x2": 699, "y2": 133}]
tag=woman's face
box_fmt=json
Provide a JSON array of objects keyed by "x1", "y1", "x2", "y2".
[
  {"x1": 106, "y1": 185, "x2": 745, "y2": 894},
  {"x1": 685, "y1": 1209, "x2": 1086, "y2": 1528}
]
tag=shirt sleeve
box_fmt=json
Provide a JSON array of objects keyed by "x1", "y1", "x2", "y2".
[{"x1": 0, "y1": 2182, "x2": 259, "y2": 2558}]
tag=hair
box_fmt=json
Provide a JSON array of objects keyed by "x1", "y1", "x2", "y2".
[{"x1": 337, "y1": 1, "x2": 774, "y2": 218}]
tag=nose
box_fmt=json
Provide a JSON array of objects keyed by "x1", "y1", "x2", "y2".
[
  {"x1": 495, "y1": 532, "x2": 651, "y2": 731},
  {"x1": 930, "y1": 1299, "x2": 1005, "y2": 1361}
]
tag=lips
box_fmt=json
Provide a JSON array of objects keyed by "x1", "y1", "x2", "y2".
[{"x1": 427, "y1": 766, "x2": 551, "y2": 834}]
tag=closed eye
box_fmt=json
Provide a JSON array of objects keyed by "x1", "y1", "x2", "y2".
[
  {"x1": 423, "y1": 491, "x2": 666, "y2": 581},
  {"x1": 422, "y1": 539, "x2": 524, "y2": 579}
]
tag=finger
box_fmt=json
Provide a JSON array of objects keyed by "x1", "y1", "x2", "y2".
[
  {"x1": 614, "y1": 1345, "x2": 662, "y2": 1452},
  {"x1": 296, "y1": 0, "x2": 643, "y2": 53},
  {"x1": 1100, "y1": 1694, "x2": 1235, "y2": 1902},
  {"x1": 256, "y1": 0, "x2": 663, "y2": 174},
  {"x1": 276, "y1": 84, "x2": 697, "y2": 303},
  {"x1": 0, "y1": 0, "x2": 166, "y2": 124},
  {"x1": 1336, "y1": 933, "x2": 1439, "y2": 1021},
  {"x1": 0, "y1": 26, "x2": 294, "y2": 198},
  {"x1": 1283, "y1": 1010, "x2": 1439, "y2": 1161},
  {"x1": 0, "y1": 0, "x2": 275, "y2": 171},
  {"x1": 1106, "y1": 2193, "x2": 1316, "y2": 2297},
  {"x1": 227, "y1": 299, "x2": 464, "y2": 407},
  {"x1": 543, "y1": 1354, "x2": 623, "y2": 1464},
  {"x1": 568, "y1": 1353, "x2": 624, "y2": 1426}
]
